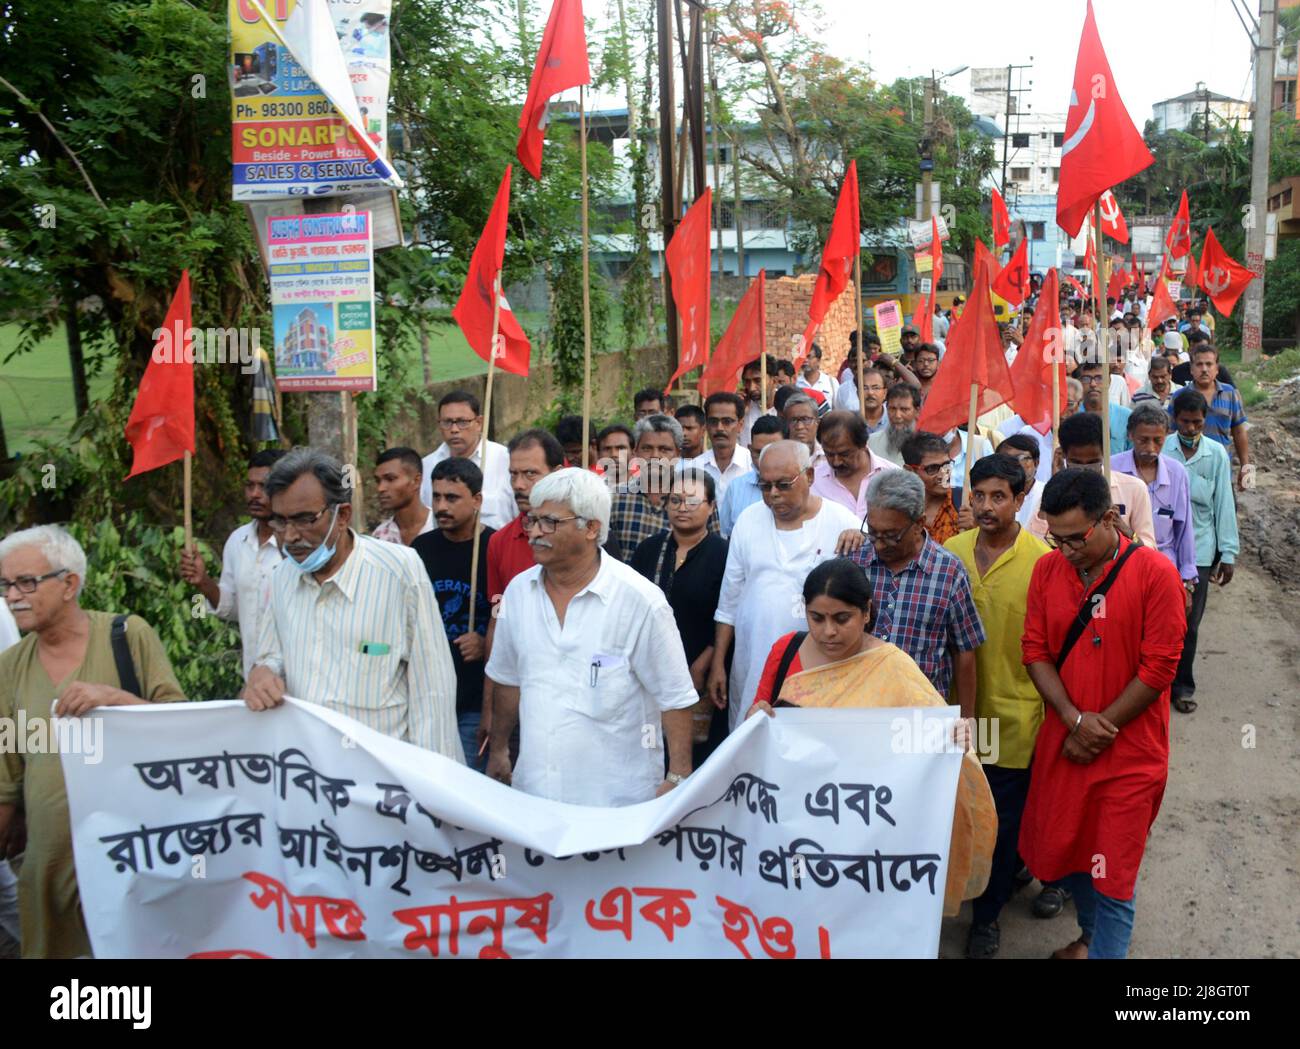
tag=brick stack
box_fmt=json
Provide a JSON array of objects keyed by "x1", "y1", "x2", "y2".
[{"x1": 763, "y1": 273, "x2": 860, "y2": 378}]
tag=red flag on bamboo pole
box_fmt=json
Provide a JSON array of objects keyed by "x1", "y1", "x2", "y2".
[
  {"x1": 125, "y1": 271, "x2": 195, "y2": 479},
  {"x1": 916, "y1": 217, "x2": 944, "y2": 342},
  {"x1": 1008, "y1": 268, "x2": 1067, "y2": 435},
  {"x1": 1197, "y1": 227, "x2": 1256, "y2": 316},
  {"x1": 516, "y1": 0, "x2": 591, "y2": 180},
  {"x1": 1056, "y1": 0, "x2": 1154, "y2": 237},
  {"x1": 665, "y1": 188, "x2": 713, "y2": 391},
  {"x1": 452, "y1": 164, "x2": 532, "y2": 376},
  {"x1": 917, "y1": 253, "x2": 1015, "y2": 434},
  {"x1": 799, "y1": 160, "x2": 860, "y2": 367},
  {"x1": 1098, "y1": 189, "x2": 1129, "y2": 244},
  {"x1": 1166, "y1": 189, "x2": 1192, "y2": 259},
  {"x1": 700, "y1": 268, "x2": 765, "y2": 398},
  {"x1": 1147, "y1": 276, "x2": 1179, "y2": 332},
  {"x1": 991, "y1": 237, "x2": 1030, "y2": 306}
]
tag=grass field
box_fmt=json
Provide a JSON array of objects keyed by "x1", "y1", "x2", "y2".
[{"x1": 0, "y1": 324, "x2": 114, "y2": 455}]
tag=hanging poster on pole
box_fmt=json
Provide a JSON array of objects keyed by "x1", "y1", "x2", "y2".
[
  {"x1": 268, "y1": 211, "x2": 377, "y2": 391},
  {"x1": 228, "y1": 0, "x2": 396, "y2": 201},
  {"x1": 874, "y1": 300, "x2": 905, "y2": 357}
]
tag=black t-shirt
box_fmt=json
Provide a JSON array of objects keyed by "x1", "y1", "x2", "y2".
[
  {"x1": 411, "y1": 526, "x2": 494, "y2": 716},
  {"x1": 1171, "y1": 361, "x2": 1233, "y2": 387},
  {"x1": 629, "y1": 530, "x2": 729, "y2": 665}
]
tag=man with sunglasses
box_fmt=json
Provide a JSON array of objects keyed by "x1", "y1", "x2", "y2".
[
  {"x1": 1020, "y1": 468, "x2": 1186, "y2": 959},
  {"x1": 849, "y1": 470, "x2": 984, "y2": 717},
  {"x1": 243, "y1": 448, "x2": 463, "y2": 759},
  {"x1": 708, "y1": 440, "x2": 863, "y2": 730}
]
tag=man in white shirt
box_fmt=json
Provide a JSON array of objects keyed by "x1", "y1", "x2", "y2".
[
  {"x1": 243, "y1": 448, "x2": 462, "y2": 759},
  {"x1": 485, "y1": 468, "x2": 698, "y2": 806},
  {"x1": 796, "y1": 343, "x2": 837, "y2": 402},
  {"x1": 421, "y1": 390, "x2": 515, "y2": 529},
  {"x1": 707, "y1": 441, "x2": 864, "y2": 729},
  {"x1": 832, "y1": 366, "x2": 888, "y2": 431},
  {"x1": 698, "y1": 392, "x2": 753, "y2": 500},
  {"x1": 180, "y1": 449, "x2": 286, "y2": 681},
  {"x1": 370, "y1": 447, "x2": 435, "y2": 545}
]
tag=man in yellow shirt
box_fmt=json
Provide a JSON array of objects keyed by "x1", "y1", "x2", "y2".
[{"x1": 945, "y1": 453, "x2": 1050, "y2": 959}]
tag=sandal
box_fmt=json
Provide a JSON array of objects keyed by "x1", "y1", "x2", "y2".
[
  {"x1": 1172, "y1": 696, "x2": 1197, "y2": 714},
  {"x1": 1049, "y1": 936, "x2": 1090, "y2": 960}
]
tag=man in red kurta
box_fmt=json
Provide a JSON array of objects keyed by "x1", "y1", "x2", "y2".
[{"x1": 1019, "y1": 468, "x2": 1186, "y2": 959}]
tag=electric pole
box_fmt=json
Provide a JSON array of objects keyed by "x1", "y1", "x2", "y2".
[
  {"x1": 1243, "y1": 0, "x2": 1276, "y2": 363},
  {"x1": 922, "y1": 76, "x2": 934, "y2": 221}
]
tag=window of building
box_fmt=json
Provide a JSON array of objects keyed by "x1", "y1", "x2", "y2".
[
  {"x1": 1051, "y1": 167, "x2": 1060, "y2": 183},
  {"x1": 1053, "y1": 132, "x2": 1064, "y2": 148},
  {"x1": 1011, "y1": 133, "x2": 1030, "y2": 148},
  {"x1": 1029, "y1": 222, "x2": 1046, "y2": 241},
  {"x1": 1011, "y1": 166, "x2": 1030, "y2": 182}
]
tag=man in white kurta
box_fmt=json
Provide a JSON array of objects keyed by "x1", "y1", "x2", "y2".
[
  {"x1": 708, "y1": 441, "x2": 862, "y2": 730},
  {"x1": 485, "y1": 468, "x2": 698, "y2": 807}
]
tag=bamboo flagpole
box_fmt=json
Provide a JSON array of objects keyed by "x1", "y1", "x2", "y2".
[
  {"x1": 579, "y1": 85, "x2": 594, "y2": 468},
  {"x1": 466, "y1": 274, "x2": 502, "y2": 645},
  {"x1": 1093, "y1": 203, "x2": 1111, "y2": 482},
  {"x1": 964, "y1": 382, "x2": 979, "y2": 506},
  {"x1": 854, "y1": 252, "x2": 865, "y2": 421},
  {"x1": 183, "y1": 450, "x2": 193, "y2": 552}
]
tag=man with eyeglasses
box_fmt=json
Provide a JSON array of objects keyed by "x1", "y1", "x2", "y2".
[
  {"x1": 708, "y1": 440, "x2": 863, "y2": 730},
  {"x1": 485, "y1": 468, "x2": 698, "y2": 805},
  {"x1": 831, "y1": 365, "x2": 889, "y2": 432},
  {"x1": 718, "y1": 415, "x2": 786, "y2": 537},
  {"x1": 1076, "y1": 361, "x2": 1131, "y2": 454},
  {"x1": 812, "y1": 410, "x2": 898, "y2": 516},
  {"x1": 1039, "y1": 412, "x2": 1155, "y2": 547},
  {"x1": 902, "y1": 432, "x2": 964, "y2": 547},
  {"x1": 420, "y1": 390, "x2": 516, "y2": 530},
  {"x1": 696, "y1": 392, "x2": 752, "y2": 500},
  {"x1": 1020, "y1": 468, "x2": 1186, "y2": 959},
  {"x1": 911, "y1": 343, "x2": 941, "y2": 402},
  {"x1": 777, "y1": 390, "x2": 825, "y2": 468},
  {"x1": 179, "y1": 448, "x2": 285, "y2": 681},
  {"x1": 243, "y1": 448, "x2": 462, "y2": 759},
  {"x1": 848, "y1": 470, "x2": 984, "y2": 715}
]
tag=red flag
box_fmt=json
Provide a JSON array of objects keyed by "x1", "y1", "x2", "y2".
[
  {"x1": 801, "y1": 160, "x2": 860, "y2": 366},
  {"x1": 1064, "y1": 273, "x2": 1088, "y2": 300},
  {"x1": 1181, "y1": 247, "x2": 1199, "y2": 290},
  {"x1": 453, "y1": 165, "x2": 532, "y2": 376},
  {"x1": 700, "y1": 269, "x2": 765, "y2": 398},
  {"x1": 917, "y1": 253, "x2": 1015, "y2": 434},
  {"x1": 1009, "y1": 268, "x2": 1067, "y2": 435},
  {"x1": 1057, "y1": 0, "x2": 1154, "y2": 237},
  {"x1": 991, "y1": 188, "x2": 1011, "y2": 247},
  {"x1": 1197, "y1": 226, "x2": 1256, "y2": 316},
  {"x1": 1132, "y1": 254, "x2": 1145, "y2": 296},
  {"x1": 916, "y1": 216, "x2": 944, "y2": 341},
  {"x1": 665, "y1": 188, "x2": 712, "y2": 391},
  {"x1": 1106, "y1": 266, "x2": 1127, "y2": 303},
  {"x1": 1097, "y1": 189, "x2": 1129, "y2": 244},
  {"x1": 1147, "y1": 277, "x2": 1178, "y2": 332},
  {"x1": 516, "y1": 0, "x2": 591, "y2": 180},
  {"x1": 991, "y1": 238, "x2": 1030, "y2": 306},
  {"x1": 125, "y1": 271, "x2": 195, "y2": 479},
  {"x1": 1166, "y1": 189, "x2": 1191, "y2": 259},
  {"x1": 974, "y1": 239, "x2": 1002, "y2": 286}
]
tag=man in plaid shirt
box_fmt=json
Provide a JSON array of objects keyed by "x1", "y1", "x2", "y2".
[
  {"x1": 849, "y1": 470, "x2": 985, "y2": 715},
  {"x1": 608, "y1": 414, "x2": 719, "y2": 561}
]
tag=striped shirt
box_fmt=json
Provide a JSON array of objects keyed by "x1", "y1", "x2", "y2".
[
  {"x1": 1176, "y1": 380, "x2": 1247, "y2": 456},
  {"x1": 255, "y1": 531, "x2": 462, "y2": 759},
  {"x1": 849, "y1": 535, "x2": 986, "y2": 697}
]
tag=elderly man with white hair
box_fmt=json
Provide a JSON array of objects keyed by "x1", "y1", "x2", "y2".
[
  {"x1": 0, "y1": 525, "x2": 184, "y2": 958},
  {"x1": 707, "y1": 440, "x2": 865, "y2": 730},
  {"x1": 484, "y1": 467, "x2": 699, "y2": 806}
]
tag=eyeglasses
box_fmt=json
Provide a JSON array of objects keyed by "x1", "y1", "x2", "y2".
[
  {"x1": 1006, "y1": 453, "x2": 1036, "y2": 466},
  {"x1": 916, "y1": 461, "x2": 951, "y2": 477},
  {"x1": 666, "y1": 495, "x2": 707, "y2": 509},
  {"x1": 706, "y1": 416, "x2": 738, "y2": 428},
  {"x1": 439, "y1": 417, "x2": 478, "y2": 431},
  {"x1": 268, "y1": 506, "x2": 334, "y2": 533},
  {"x1": 786, "y1": 415, "x2": 817, "y2": 427},
  {"x1": 757, "y1": 475, "x2": 802, "y2": 493},
  {"x1": 524, "y1": 513, "x2": 581, "y2": 534},
  {"x1": 861, "y1": 521, "x2": 916, "y2": 546},
  {"x1": 1045, "y1": 520, "x2": 1099, "y2": 551},
  {"x1": 1080, "y1": 374, "x2": 1106, "y2": 385},
  {"x1": 0, "y1": 569, "x2": 69, "y2": 594}
]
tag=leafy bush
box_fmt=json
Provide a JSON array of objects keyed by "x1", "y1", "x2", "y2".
[{"x1": 67, "y1": 515, "x2": 244, "y2": 701}]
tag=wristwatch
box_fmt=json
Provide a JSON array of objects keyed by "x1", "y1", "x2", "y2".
[{"x1": 665, "y1": 772, "x2": 686, "y2": 785}]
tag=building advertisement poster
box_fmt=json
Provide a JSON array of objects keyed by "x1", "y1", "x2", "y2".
[
  {"x1": 268, "y1": 211, "x2": 377, "y2": 391},
  {"x1": 228, "y1": 0, "x2": 394, "y2": 200}
]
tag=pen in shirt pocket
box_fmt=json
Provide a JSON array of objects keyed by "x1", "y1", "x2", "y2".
[{"x1": 359, "y1": 642, "x2": 390, "y2": 655}]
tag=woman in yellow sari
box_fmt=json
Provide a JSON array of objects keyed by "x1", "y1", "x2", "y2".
[{"x1": 746, "y1": 557, "x2": 995, "y2": 917}]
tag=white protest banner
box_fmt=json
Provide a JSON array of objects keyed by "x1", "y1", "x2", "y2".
[{"x1": 63, "y1": 700, "x2": 964, "y2": 958}]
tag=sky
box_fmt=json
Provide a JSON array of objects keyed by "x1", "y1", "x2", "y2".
[{"x1": 807, "y1": 0, "x2": 1258, "y2": 124}]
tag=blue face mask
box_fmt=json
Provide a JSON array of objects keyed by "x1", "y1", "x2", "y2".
[
  {"x1": 288, "y1": 505, "x2": 341, "y2": 574},
  {"x1": 1177, "y1": 431, "x2": 1200, "y2": 449}
]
